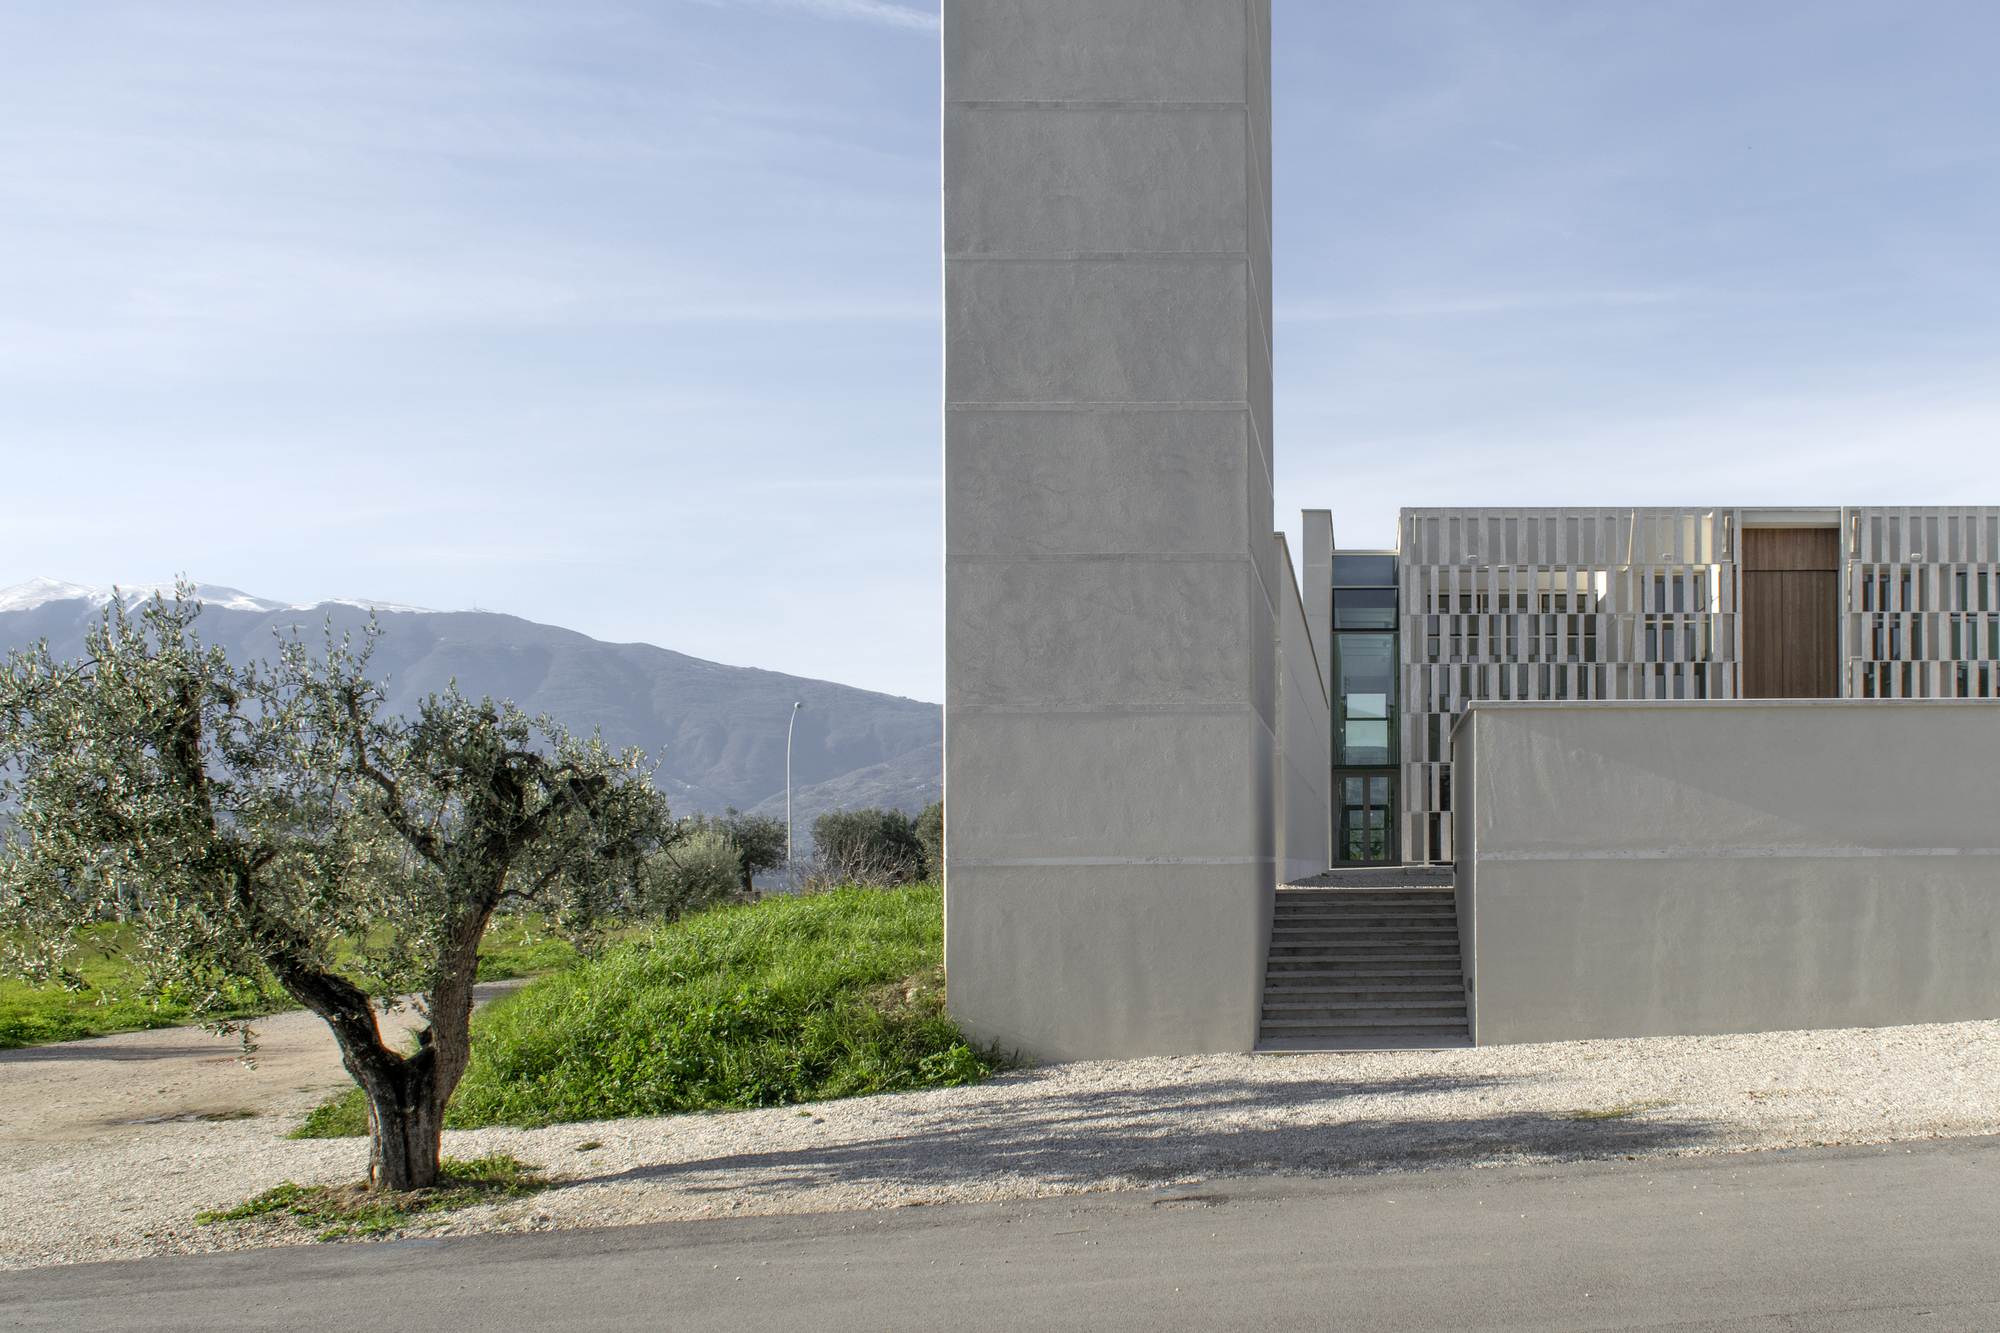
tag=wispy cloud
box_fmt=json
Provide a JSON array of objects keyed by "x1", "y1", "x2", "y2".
[
  {"x1": 1277, "y1": 289, "x2": 1698, "y2": 321},
  {"x1": 710, "y1": 0, "x2": 939, "y2": 32}
]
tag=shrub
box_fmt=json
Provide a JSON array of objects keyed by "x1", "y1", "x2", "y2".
[
  {"x1": 914, "y1": 801, "x2": 943, "y2": 880},
  {"x1": 646, "y1": 829, "x2": 742, "y2": 922},
  {"x1": 810, "y1": 808, "x2": 925, "y2": 887}
]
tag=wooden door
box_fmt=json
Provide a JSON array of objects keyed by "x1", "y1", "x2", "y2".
[{"x1": 1741, "y1": 528, "x2": 1839, "y2": 698}]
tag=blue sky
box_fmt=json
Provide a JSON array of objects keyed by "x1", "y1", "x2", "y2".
[{"x1": 4, "y1": 2, "x2": 1998, "y2": 702}]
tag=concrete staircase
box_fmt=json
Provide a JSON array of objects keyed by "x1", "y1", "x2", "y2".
[{"x1": 1257, "y1": 883, "x2": 1471, "y2": 1051}]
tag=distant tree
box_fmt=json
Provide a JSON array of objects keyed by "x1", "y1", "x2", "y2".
[
  {"x1": 677, "y1": 809, "x2": 785, "y2": 892},
  {"x1": 716, "y1": 809, "x2": 787, "y2": 891},
  {"x1": 914, "y1": 801, "x2": 943, "y2": 882},
  {"x1": 811, "y1": 808, "x2": 925, "y2": 886},
  {"x1": 646, "y1": 828, "x2": 741, "y2": 920},
  {"x1": 0, "y1": 586, "x2": 670, "y2": 1192}
]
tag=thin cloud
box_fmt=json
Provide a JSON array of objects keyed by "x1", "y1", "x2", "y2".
[
  {"x1": 1277, "y1": 289, "x2": 1697, "y2": 321},
  {"x1": 712, "y1": 0, "x2": 939, "y2": 32}
]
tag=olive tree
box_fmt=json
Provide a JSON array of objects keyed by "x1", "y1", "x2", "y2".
[
  {"x1": 644, "y1": 826, "x2": 741, "y2": 921},
  {"x1": 715, "y1": 809, "x2": 786, "y2": 891},
  {"x1": 0, "y1": 587, "x2": 670, "y2": 1190}
]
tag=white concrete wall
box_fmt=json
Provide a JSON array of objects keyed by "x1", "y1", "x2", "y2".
[
  {"x1": 942, "y1": 0, "x2": 1276, "y2": 1061},
  {"x1": 1453, "y1": 700, "x2": 2000, "y2": 1045},
  {"x1": 1301, "y1": 510, "x2": 1333, "y2": 706},
  {"x1": 1275, "y1": 533, "x2": 1330, "y2": 883}
]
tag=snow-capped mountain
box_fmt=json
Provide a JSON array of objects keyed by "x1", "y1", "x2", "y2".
[
  {"x1": 0, "y1": 579, "x2": 941, "y2": 829},
  {"x1": 0, "y1": 578, "x2": 435, "y2": 616}
]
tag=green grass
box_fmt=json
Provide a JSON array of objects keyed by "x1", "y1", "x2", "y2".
[
  {"x1": 444, "y1": 882, "x2": 999, "y2": 1128},
  {"x1": 291, "y1": 1088, "x2": 371, "y2": 1139},
  {"x1": 1, "y1": 914, "x2": 579, "y2": 1051},
  {"x1": 472, "y1": 916, "x2": 581, "y2": 982},
  {"x1": 195, "y1": 1154, "x2": 547, "y2": 1241},
  {"x1": 294, "y1": 884, "x2": 994, "y2": 1136},
  {"x1": 0, "y1": 925, "x2": 275, "y2": 1049}
]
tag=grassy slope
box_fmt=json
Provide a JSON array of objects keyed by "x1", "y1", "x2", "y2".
[
  {"x1": 0, "y1": 925, "x2": 262, "y2": 1049},
  {"x1": 0, "y1": 917, "x2": 578, "y2": 1050},
  {"x1": 445, "y1": 883, "x2": 993, "y2": 1128}
]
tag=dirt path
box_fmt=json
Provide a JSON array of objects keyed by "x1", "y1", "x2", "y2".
[{"x1": 0, "y1": 983, "x2": 520, "y2": 1145}]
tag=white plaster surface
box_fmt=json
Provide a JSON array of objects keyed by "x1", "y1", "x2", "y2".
[{"x1": 1456, "y1": 700, "x2": 2000, "y2": 1045}]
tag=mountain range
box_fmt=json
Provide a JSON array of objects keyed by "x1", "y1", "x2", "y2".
[{"x1": 0, "y1": 579, "x2": 941, "y2": 828}]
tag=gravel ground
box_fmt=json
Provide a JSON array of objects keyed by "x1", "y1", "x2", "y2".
[{"x1": 5, "y1": 1014, "x2": 2000, "y2": 1270}]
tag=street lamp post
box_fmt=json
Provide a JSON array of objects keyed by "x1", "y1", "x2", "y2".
[{"x1": 785, "y1": 701, "x2": 803, "y2": 892}]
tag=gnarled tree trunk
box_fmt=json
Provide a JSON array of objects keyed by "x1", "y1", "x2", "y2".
[
  {"x1": 273, "y1": 902, "x2": 500, "y2": 1191},
  {"x1": 352, "y1": 1041, "x2": 442, "y2": 1191}
]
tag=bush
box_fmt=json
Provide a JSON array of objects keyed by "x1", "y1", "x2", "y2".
[
  {"x1": 679, "y1": 809, "x2": 787, "y2": 891},
  {"x1": 811, "y1": 808, "x2": 926, "y2": 886},
  {"x1": 914, "y1": 801, "x2": 943, "y2": 880},
  {"x1": 646, "y1": 829, "x2": 742, "y2": 922},
  {"x1": 444, "y1": 882, "x2": 1000, "y2": 1126}
]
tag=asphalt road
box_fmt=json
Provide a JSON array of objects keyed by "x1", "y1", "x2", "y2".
[{"x1": 6, "y1": 1135, "x2": 1997, "y2": 1332}]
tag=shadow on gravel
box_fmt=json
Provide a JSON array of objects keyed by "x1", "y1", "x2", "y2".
[
  {"x1": 559, "y1": 1070, "x2": 1726, "y2": 1195},
  {"x1": 0, "y1": 1040, "x2": 242, "y2": 1065}
]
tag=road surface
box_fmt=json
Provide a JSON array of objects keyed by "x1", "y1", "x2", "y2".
[{"x1": 5, "y1": 1134, "x2": 1994, "y2": 1331}]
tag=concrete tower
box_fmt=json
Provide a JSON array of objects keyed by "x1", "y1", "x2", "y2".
[{"x1": 942, "y1": 1, "x2": 1277, "y2": 1059}]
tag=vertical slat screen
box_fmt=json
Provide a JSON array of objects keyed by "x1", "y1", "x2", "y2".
[{"x1": 1396, "y1": 506, "x2": 1735, "y2": 862}]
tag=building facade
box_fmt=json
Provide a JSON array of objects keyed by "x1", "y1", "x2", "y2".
[{"x1": 1303, "y1": 505, "x2": 2000, "y2": 866}]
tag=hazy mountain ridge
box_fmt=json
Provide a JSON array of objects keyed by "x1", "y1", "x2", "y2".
[{"x1": 0, "y1": 581, "x2": 941, "y2": 827}]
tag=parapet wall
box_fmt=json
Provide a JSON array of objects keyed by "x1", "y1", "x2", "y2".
[{"x1": 1454, "y1": 700, "x2": 2000, "y2": 1045}]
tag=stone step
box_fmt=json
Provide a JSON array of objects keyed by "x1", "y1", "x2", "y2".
[
  {"x1": 1272, "y1": 944, "x2": 1464, "y2": 956},
  {"x1": 1276, "y1": 893, "x2": 1455, "y2": 905},
  {"x1": 1263, "y1": 1004, "x2": 1467, "y2": 1021},
  {"x1": 1266, "y1": 982, "x2": 1462, "y2": 994},
  {"x1": 1259, "y1": 1018, "x2": 1472, "y2": 1035},
  {"x1": 1272, "y1": 976, "x2": 1464, "y2": 984},
  {"x1": 1274, "y1": 910, "x2": 1459, "y2": 920},
  {"x1": 1275, "y1": 914, "x2": 1458, "y2": 923},
  {"x1": 1264, "y1": 1040, "x2": 1472, "y2": 1048},
  {"x1": 1272, "y1": 924, "x2": 1464, "y2": 932},
  {"x1": 1261, "y1": 884, "x2": 1468, "y2": 1051},
  {"x1": 1270, "y1": 937, "x2": 1460, "y2": 947},
  {"x1": 1265, "y1": 983, "x2": 1463, "y2": 996},
  {"x1": 1274, "y1": 904, "x2": 1458, "y2": 916},
  {"x1": 1269, "y1": 960, "x2": 1462, "y2": 971},
  {"x1": 1274, "y1": 911, "x2": 1459, "y2": 924},
  {"x1": 1272, "y1": 933, "x2": 1457, "y2": 942},
  {"x1": 1266, "y1": 955, "x2": 1462, "y2": 966}
]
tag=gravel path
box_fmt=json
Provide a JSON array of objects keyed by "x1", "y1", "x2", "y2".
[{"x1": 5, "y1": 1014, "x2": 2000, "y2": 1270}]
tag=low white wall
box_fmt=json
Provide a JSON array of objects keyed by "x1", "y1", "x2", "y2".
[
  {"x1": 1274, "y1": 534, "x2": 1331, "y2": 883},
  {"x1": 1454, "y1": 700, "x2": 2000, "y2": 1046}
]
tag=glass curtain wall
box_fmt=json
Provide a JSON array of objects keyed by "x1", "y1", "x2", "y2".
[{"x1": 1332, "y1": 553, "x2": 1399, "y2": 863}]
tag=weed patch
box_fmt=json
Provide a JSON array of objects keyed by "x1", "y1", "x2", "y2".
[
  {"x1": 1562, "y1": 1099, "x2": 1674, "y2": 1122},
  {"x1": 196, "y1": 1155, "x2": 547, "y2": 1241},
  {"x1": 290, "y1": 1088, "x2": 369, "y2": 1139}
]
